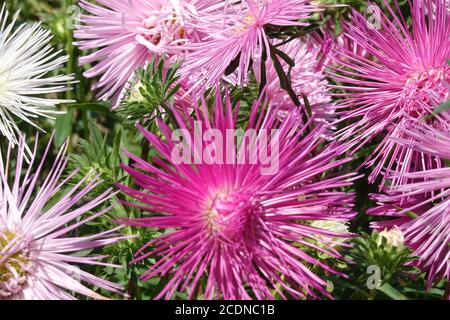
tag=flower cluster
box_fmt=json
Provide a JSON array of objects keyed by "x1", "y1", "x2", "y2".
[{"x1": 1, "y1": 0, "x2": 449, "y2": 300}]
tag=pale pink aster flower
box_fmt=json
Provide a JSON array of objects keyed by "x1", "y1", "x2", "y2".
[
  {"x1": 0, "y1": 136, "x2": 125, "y2": 300},
  {"x1": 369, "y1": 119, "x2": 450, "y2": 288},
  {"x1": 312, "y1": 28, "x2": 369, "y2": 69},
  {"x1": 259, "y1": 39, "x2": 336, "y2": 128},
  {"x1": 0, "y1": 5, "x2": 73, "y2": 146},
  {"x1": 75, "y1": 0, "x2": 222, "y2": 108},
  {"x1": 178, "y1": 0, "x2": 320, "y2": 95},
  {"x1": 329, "y1": 0, "x2": 450, "y2": 186},
  {"x1": 118, "y1": 92, "x2": 357, "y2": 299}
]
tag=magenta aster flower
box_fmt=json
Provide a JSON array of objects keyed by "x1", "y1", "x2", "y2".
[
  {"x1": 75, "y1": 0, "x2": 221, "y2": 107},
  {"x1": 178, "y1": 0, "x2": 320, "y2": 95},
  {"x1": 330, "y1": 0, "x2": 450, "y2": 185},
  {"x1": 118, "y1": 93, "x2": 357, "y2": 299},
  {"x1": 0, "y1": 136, "x2": 125, "y2": 300},
  {"x1": 369, "y1": 119, "x2": 450, "y2": 288}
]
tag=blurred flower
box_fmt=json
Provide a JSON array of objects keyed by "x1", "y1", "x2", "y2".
[
  {"x1": 0, "y1": 4, "x2": 73, "y2": 146},
  {"x1": 310, "y1": 220, "x2": 350, "y2": 246},
  {"x1": 118, "y1": 91, "x2": 357, "y2": 299},
  {"x1": 75, "y1": 0, "x2": 221, "y2": 108},
  {"x1": 369, "y1": 119, "x2": 450, "y2": 287},
  {"x1": 178, "y1": 0, "x2": 320, "y2": 95},
  {"x1": 329, "y1": 0, "x2": 450, "y2": 186},
  {"x1": 0, "y1": 135, "x2": 125, "y2": 300}
]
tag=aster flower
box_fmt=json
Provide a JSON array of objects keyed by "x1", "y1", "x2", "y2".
[
  {"x1": 329, "y1": 0, "x2": 450, "y2": 185},
  {"x1": 369, "y1": 119, "x2": 450, "y2": 288},
  {"x1": 0, "y1": 4, "x2": 73, "y2": 146},
  {"x1": 75, "y1": 0, "x2": 223, "y2": 108},
  {"x1": 0, "y1": 135, "x2": 125, "y2": 300},
  {"x1": 118, "y1": 92, "x2": 357, "y2": 299},
  {"x1": 311, "y1": 27, "x2": 369, "y2": 69},
  {"x1": 178, "y1": 0, "x2": 320, "y2": 95}
]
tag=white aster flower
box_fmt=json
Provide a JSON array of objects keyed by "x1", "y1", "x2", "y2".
[{"x1": 0, "y1": 4, "x2": 74, "y2": 146}]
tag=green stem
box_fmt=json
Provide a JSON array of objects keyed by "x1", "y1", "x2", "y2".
[
  {"x1": 58, "y1": 0, "x2": 76, "y2": 151},
  {"x1": 127, "y1": 274, "x2": 138, "y2": 300},
  {"x1": 443, "y1": 281, "x2": 450, "y2": 300},
  {"x1": 368, "y1": 289, "x2": 377, "y2": 300},
  {"x1": 64, "y1": 0, "x2": 75, "y2": 101}
]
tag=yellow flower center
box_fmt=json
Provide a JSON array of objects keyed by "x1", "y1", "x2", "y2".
[
  {"x1": 233, "y1": 15, "x2": 257, "y2": 36},
  {"x1": 0, "y1": 230, "x2": 32, "y2": 299},
  {"x1": 243, "y1": 15, "x2": 256, "y2": 25}
]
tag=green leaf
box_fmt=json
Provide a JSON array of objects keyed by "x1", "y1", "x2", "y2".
[
  {"x1": 432, "y1": 100, "x2": 450, "y2": 115},
  {"x1": 225, "y1": 52, "x2": 242, "y2": 76},
  {"x1": 379, "y1": 283, "x2": 408, "y2": 300},
  {"x1": 269, "y1": 44, "x2": 301, "y2": 106},
  {"x1": 112, "y1": 127, "x2": 123, "y2": 165},
  {"x1": 118, "y1": 59, "x2": 181, "y2": 127},
  {"x1": 54, "y1": 110, "x2": 73, "y2": 148},
  {"x1": 302, "y1": 94, "x2": 312, "y2": 119},
  {"x1": 273, "y1": 47, "x2": 295, "y2": 68}
]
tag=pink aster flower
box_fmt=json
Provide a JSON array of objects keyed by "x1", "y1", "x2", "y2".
[
  {"x1": 118, "y1": 92, "x2": 357, "y2": 299},
  {"x1": 75, "y1": 0, "x2": 222, "y2": 107},
  {"x1": 311, "y1": 27, "x2": 369, "y2": 69},
  {"x1": 0, "y1": 135, "x2": 125, "y2": 300},
  {"x1": 369, "y1": 119, "x2": 450, "y2": 288},
  {"x1": 329, "y1": 0, "x2": 450, "y2": 185},
  {"x1": 178, "y1": 0, "x2": 320, "y2": 95}
]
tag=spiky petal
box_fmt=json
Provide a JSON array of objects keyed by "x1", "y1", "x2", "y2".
[
  {"x1": 119, "y1": 92, "x2": 357, "y2": 300},
  {"x1": 329, "y1": 0, "x2": 450, "y2": 186},
  {"x1": 75, "y1": 0, "x2": 223, "y2": 108},
  {"x1": 0, "y1": 5, "x2": 73, "y2": 146},
  {"x1": 369, "y1": 119, "x2": 450, "y2": 288},
  {"x1": 178, "y1": 0, "x2": 320, "y2": 95},
  {"x1": 0, "y1": 135, "x2": 125, "y2": 300}
]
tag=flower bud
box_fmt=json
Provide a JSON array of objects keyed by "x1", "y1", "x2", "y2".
[{"x1": 377, "y1": 227, "x2": 405, "y2": 249}]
